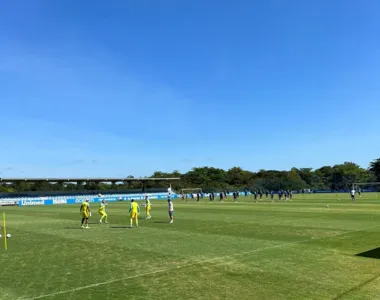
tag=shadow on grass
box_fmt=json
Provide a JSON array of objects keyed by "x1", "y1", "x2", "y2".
[
  {"x1": 356, "y1": 247, "x2": 380, "y2": 259},
  {"x1": 111, "y1": 226, "x2": 132, "y2": 229},
  {"x1": 64, "y1": 227, "x2": 84, "y2": 230},
  {"x1": 153, "y1": 221, "x2": 169, "y2": 224},
  {"x1": 332, "y1": 273, "x2": 380, "y2": 299}
]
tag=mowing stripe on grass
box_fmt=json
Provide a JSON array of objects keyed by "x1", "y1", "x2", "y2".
[{"x1": 21, "y1": 224, "x2": 380, "y2": 300}]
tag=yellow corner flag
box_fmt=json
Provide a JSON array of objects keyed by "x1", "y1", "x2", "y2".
[{"x1": 3, "y1": 212, "x2": 7, "y2": 250}]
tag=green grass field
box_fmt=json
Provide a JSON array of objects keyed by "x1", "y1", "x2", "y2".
[{"x1": 1, "y1": 193, "x2": 380, "y2": 300}]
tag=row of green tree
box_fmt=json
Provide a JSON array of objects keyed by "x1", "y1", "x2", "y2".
[{"x1": 1, "y1": 159, "x2": 380, "y2": 193}]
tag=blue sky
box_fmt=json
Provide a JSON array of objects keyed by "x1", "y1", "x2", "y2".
[{"x1": 0, "y1": 0, "x2": 380, "y2": 177}]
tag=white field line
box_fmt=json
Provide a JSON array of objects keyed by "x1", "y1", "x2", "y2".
[{"x1": 20, "y1": 224, "x2": 380, "y2": 300}]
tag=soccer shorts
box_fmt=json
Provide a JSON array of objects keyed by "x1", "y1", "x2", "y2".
[
  {"x1": 168, "y1": 211, "x2": 173, "y2": 217},
  {"x1": 146, "y1": 206, "x2": 151, "y2": 212},
  {"x1": 99, "y1": 211, "x2": 107, "y2": 216},
  {"x1": 130, "y1": 212, "x2": 138, "y2": 219},
  {"x1": 82, "y1": 212, "x2": 89, "y2": 218}
]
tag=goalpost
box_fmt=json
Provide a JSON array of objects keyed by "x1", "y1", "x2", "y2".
[{"x1": 352, "y1": 182, "x2": 380, "y2": 198}]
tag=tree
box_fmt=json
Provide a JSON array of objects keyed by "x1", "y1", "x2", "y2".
[
  {"x1": 296, "y1": 168, "x2": 313, "y2": 186},
  {"x1": 329, "y1": 162, "x2": 368, "y2": 190},
  {"x1": 369, "y1": 159, "x2": 380, "y2": 181},
  {"x1": 76, "y1": 181, "x2": 85, "y2": 190},
  {"x1": 53, "y1": 182, "x2": 65, "y2": 191},
  {"x1": 4, "y1": 158, "x2": 380, "y2": 193},
  {"x1": 13, "y1": 182, "x2": 30, "y2": 192},
  {"x1": 0, "y1": 184, "x2": 14, "y2": 193},
  {"x1": 315, "y1": 166, "x2": 333, "y2": 189},
  {"x1": 226, "y1": 167, "x2": 247, "y2": 186},
  {"x1": 285, "y1": 168, "x2": 307, "y2": 190},
  {"x1": 183, "y1": 167, "x2": 227, "y2": 191}
]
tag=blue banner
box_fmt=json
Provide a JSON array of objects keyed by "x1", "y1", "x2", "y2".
[
  {"x1": 17, "y1": 193, "x2": 177, "y2": 206},
  {"x1": 18, "y1": 200, "x2": 50, "y2": 206}
]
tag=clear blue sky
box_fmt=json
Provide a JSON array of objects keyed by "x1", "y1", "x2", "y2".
[{"x1": 1, "y1": 0, "x2": 379, "y2": 177}]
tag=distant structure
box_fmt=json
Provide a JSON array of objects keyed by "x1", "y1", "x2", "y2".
[{"x1": 0, "y1": 177, "x2": 180, "y2": 193}]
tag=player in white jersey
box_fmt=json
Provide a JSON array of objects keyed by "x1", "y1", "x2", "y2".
[
  {"x1": 351, "y1": 189, "x2": 355, "y2": 202},
  {"x1": 168, "y1": 198, "x2": 174, "y2": 223}
]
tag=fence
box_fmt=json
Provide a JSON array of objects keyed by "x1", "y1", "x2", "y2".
[{"x1": 0, "y1": 192, "x2": 177, "y2": 206}]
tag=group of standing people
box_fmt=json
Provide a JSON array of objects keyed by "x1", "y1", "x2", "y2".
[
  {"x1": 80, "y1": 199, "x2": 109, "y2": 229},
  {"x1": 180, "y1": 190, "x2": 295, "y2": 203},
  {"x1": 79, "y1": 195, "x2": 174, "y2": 229},
  {"x1": 129, "y1": 196, "x2": 174, "y2": 226}
]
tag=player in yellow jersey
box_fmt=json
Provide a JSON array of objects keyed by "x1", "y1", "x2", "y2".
[
  {"x1": 99, "y1": 200, "x2": 108, "y2": 224},
  {"x1": 144, "y1": 196, "x2": 152, "y2": 219},
  {"x1": 80, "y1": 199, "x2": 91, "y2": 228},
  {"x1": 129, "y1": 199, "x2": 140, "y2": 228}
]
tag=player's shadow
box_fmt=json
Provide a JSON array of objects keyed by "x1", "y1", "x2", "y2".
[
  {"x1": 153, "y1": 221, "x2": 168, "y2": 224},
  {"x1": 356, "y1": 247, "x2": 380, "y2": 259},
  {"x1": 64, "y1": 227, "x2": 84, "y2": 230},
  {"x1": 110, "y1": 226, "x2": 131, "y2": 229}
]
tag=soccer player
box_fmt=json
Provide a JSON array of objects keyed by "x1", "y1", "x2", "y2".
[
  {"x1": 351, "y1": 189, "x2": 356, "y2": 202},
  {"x1": 129, "y1": 199, "x2": 140, "y2": 228},
  {"x1": 145, "y1": 196, "x2": 152, "y2": 219},
  {"x1": 168, "y1": 198, "x2": 174, "y2": 223},
  {"x1": 219, "y1": 192, "x2": 224, "y2": 202},
  {"x1": 99, "y1": 200, "x2": 108, "y2": 224},
  {"x1": 80, "y1": 199, "x2": 91, "y2": 229}
]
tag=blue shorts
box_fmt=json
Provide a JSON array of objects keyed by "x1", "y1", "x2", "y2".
[{"x1": 169, "y1": 211, "x2": 173, "y2": 217}]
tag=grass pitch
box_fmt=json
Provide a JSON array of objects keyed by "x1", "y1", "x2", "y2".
[{"x1": 1, "y1": 193, "x2": 380, "y2": 300}]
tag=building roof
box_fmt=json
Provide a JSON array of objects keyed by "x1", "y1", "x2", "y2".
[{"x1": 0, "y1": 177, "x2": 180, "y2": 183}]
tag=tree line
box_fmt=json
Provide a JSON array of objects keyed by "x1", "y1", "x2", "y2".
[{"x1": 1, "y1": 158, "x2": 380, "y2": 193}]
